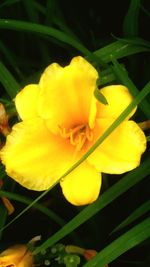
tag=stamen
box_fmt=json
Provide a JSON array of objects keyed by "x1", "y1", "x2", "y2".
[
  {"x1": 86, "y1": 125, "x2": 93, "y2": 141},
  {"x1": 59, "y1": 124, "x2": 93, "y2": 152},
  {"x1": 70, "y1": 124, "x2": 85, "y2": 134},
  {"x1": 58, "y1": 126, "x2": 70, "y2": 138},
  {"x1": 75, "y1": 134, "x2": 87, "y2": 152},
  {"x1": 70, "y1": 131, "x2": 78, "y2": 145}
]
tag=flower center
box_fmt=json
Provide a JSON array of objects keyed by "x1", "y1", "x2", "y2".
[{"x1": 59, "y1": 124, "x2": 93, "y2": 152}]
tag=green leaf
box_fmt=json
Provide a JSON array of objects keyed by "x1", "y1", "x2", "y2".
[
  {"x1": 45, "y1": 0, "x2": 79, "y2": 41},
  {"x1": 0, "y1": 62, "x2": 20, "y2": 98},
  {"x1": 33, "y1": 156, "x2": 150, "y2": 255},
  {"x1": 112, "y1": 36, "x2": 150, "y2": 50},
  {"x1": 94, "y1": 40, "x2": 149, "y2": 63},
  {"x1": 0, "y1": 190, "x2": 65, "y2": 227},
  {"x1": 94, "y1": 87, "x2": 108, "y2": 105},
  {"x1": 0, "y1": 19, "x2": 105, "y2": 67},
  {"x1": 0, "y1": 40, "x2": 23, "y2": 79},
  {"x1": 111, "y1": 57, "x2": 150, "y2": 119},
  {"x1": 22, "y1": 0, "x2": 39, "y2": 23},
  {"x1": 83, "y1": 217, "x2": 150, "y2": 267},
  {"x1": 111, "y1": 200, "x2": 150, "y2": 233},
  {"x1": 98, "y1": 68, "x2": 116, "y2": 86},
  {"x1": 123, "y1": 0, "x2": 140, "y2": 37}
]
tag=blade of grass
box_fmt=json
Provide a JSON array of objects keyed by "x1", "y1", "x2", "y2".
[
  {"x1": 0, "y1": 62, "x2": 20, "y2": 98},
  {"x1": 0, "y1": 40, "x2": 23, "y2": 79},
  {"x1": 33, "y1": 1, "x2": 45, "y2": 15},
  {"x1": 111, "y1": 200, "x2": 150, "y2": 234},
  {"x1": 22, "y1": 0, "x2": 39, "y2": 23},
  {"x1": 21, "y1": 1, "x2": 52, "y2": 64},
  {"x1": 0, "y1": 19, "x2": 106, "y2": 67},
  {"x1": 0, "y1": 81, "x2": 150, "y2": 237},
  {"x1": 111, "y1": 57, "x2": 150, "y2": 118},
  {"x1": 123, "y1": 0, "x2": 141, "y2": 37},
  {"x1": 45, "y1": 0, "x2": 80, "y2": 41},
  {"x1": 32, "y1": 156, "x2": 150, "y2": 254},
  {"x1": 112, "y1": 36, "x2": 150, "y2": 49},
  {"x1": 94, "y1": 88, "x2": 108, "y2": 105},
  {"x1": 83, "y1": 217, "x2": 150, "y2": 267},
  {"x1": 98, "y1": 68, "x2": 117, "y2": 86},
  {"x1": 0, "y1": 190, "x2": 65, "y2": 227},
  {"x1": 94, "y1": 40, "x2": 149, "y2": 63}
]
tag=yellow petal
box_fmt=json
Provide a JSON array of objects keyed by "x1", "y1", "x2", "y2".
[
  {"x1": 0, "y1": 245, "x2": 33, "y2": 267},
  {"x1": 88, "y1": 119, "x2": 146, "y2": 174},
  {"x1": 96, "y1": 85, "x2": 136, "y2": 119},
  {"x1": 18, "y1": 249, "x2": 33, "y2": 267},
  {"x1": 15, "y1": 84, "x2": 39, "y2": 120},
  {"x1": 38, "y1": 56, "x2": 98, "y2": 133},
  {"x1": 60, "y1": 161, "x2": 101, "y2": 206},
  {"x1": 0, "y1": 118, "x2": 75, "y2": 191}
]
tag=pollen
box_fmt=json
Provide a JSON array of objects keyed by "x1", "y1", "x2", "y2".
[{"x1": 59, "y1": 124, "x2": 93, "y2": 152}]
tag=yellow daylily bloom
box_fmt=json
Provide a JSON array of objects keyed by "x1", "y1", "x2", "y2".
[
  {"x1": 0, "y1": 244, "x2": 33, "y2": 267},
  {"x1": 0, "y1": 56, "x2": 146, "y2": 205}
]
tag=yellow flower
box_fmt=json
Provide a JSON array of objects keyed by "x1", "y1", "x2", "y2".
[
  {"x1": 0, "y1": 56, "x2": 146, "y2": 205},
  {"x1": 0, "y1": 244, "x2": 33, "y2": 267}
]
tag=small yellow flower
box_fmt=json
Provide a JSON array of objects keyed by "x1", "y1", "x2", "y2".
[
  {"x1": 0, "y1": 244, "x2": 33, "y2": 267},
  {"x1": 0, "y1": 56, "x2": 146, "y2": 205}
]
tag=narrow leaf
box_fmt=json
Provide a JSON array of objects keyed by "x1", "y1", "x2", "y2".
[
  {"x1": 84, "y1": 217, "x2": 150, "y2": 267},
  {"x1": 111, "y1": 200, "x2": 150, "y2": 233},
  {"x1": 33, "y1": 157, "x2": 150, "y2": 254},
  {"x1": 0, "y1": 62, "x2": 20, "y2": 98},
  {"x1": 123, "y1": 0, "x2": 140, "y2": 37},
  {"x1": 111, "y1": 57, "x2": 150, "y2": 118},
  {"x1": 0, "y1": 190, "x2": 65, "y2": 226},
  {"x1": 0, "y1": 19, "x2": 105, "y2": 67},
  {"x1": 94, "y1": 40, "x2": 149, "y2": 63},
  {"x1": 94, "y1": 88, "x2": 108, "y2": 105}
]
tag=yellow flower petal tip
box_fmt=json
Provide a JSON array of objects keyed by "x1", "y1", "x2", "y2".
[
  {"x1": 60, "y1": 162, "x2": 102, "y2": 206},
  {"x1": 15, "y1": 84, "x2": 39, "y2": 120},
  {"x1": 96, "y1": 84, "x2": 136, "y2": 119},
  {"x1": 0, "y1": 56, "x2": 147, "y2": 205},
  {"x1": 0, "y1": 245, "x2": 33, "y2": 267}
]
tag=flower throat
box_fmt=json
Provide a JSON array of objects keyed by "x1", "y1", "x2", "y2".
[{"x1": 59, "y1": 124, "x2": 93, "y2": 152}]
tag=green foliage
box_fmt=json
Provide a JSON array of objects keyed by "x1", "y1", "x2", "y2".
[{"x1": 0, "y1": 1, "x2": 149, "y2": 266}]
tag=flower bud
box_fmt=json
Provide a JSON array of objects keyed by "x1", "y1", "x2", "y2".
[{"x1": 0, "y1": 244, "x2": 33, "y2": 267}]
